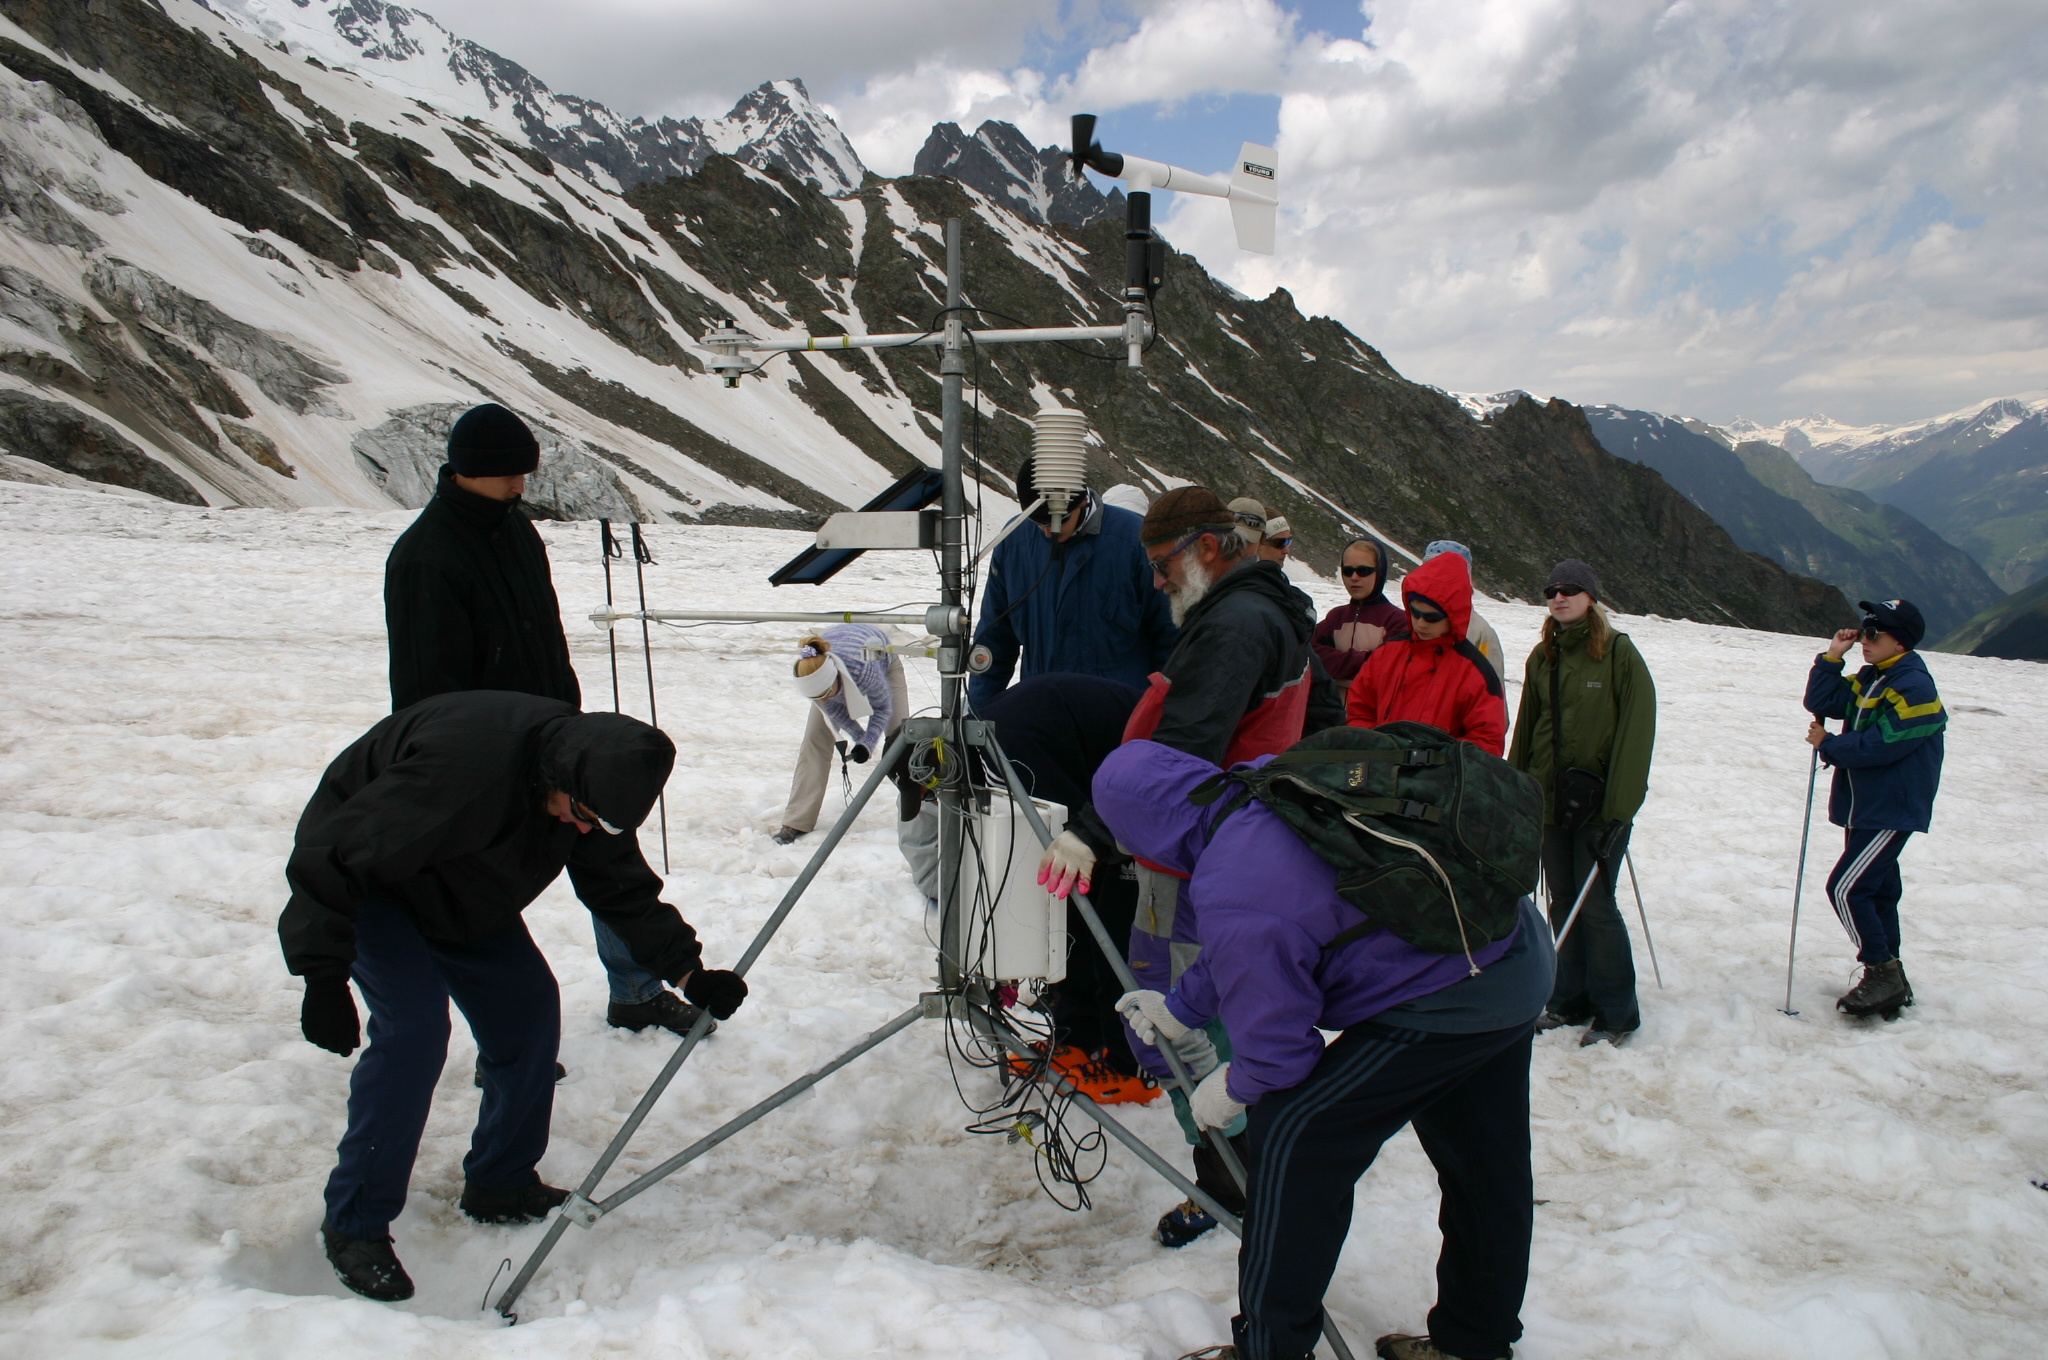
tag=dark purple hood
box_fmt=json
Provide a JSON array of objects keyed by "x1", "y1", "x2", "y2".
[{"x1": 1093, "y1": 739, "x2": 1239, "y2": 875}]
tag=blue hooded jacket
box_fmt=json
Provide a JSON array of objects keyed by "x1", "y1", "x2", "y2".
[
  {"x1": 968, "y1": 497, "x2": 1178, "y2": 706},
  {"x1": 1805, "y1": 649, "x2": 1946, "y2": 832}
]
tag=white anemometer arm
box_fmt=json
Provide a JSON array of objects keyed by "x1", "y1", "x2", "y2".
[{"x1": 1100, "y1": 143, "x2": 1280, "y2": 255}]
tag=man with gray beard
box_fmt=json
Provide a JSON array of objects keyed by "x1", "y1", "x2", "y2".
[{"x1": 1087, "y1": 485, "x2": 1321, "y2": 1247}]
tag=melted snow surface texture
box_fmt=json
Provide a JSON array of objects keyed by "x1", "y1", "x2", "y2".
[{"x1": 1, "y1": 484, "x2": 2046, "y2": 1357}]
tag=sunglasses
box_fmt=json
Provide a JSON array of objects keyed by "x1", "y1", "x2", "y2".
[
  {"x1": 1268, "y1": 536, "x2": 1293, "y2": 551},
  {"x1": 1543, "y1": 585, "x2": 1585, "y2": 600},
  {"x1": 1340, "y1": 563, "x2": 1379, "y2": 578},
  {"x1": 1407, "y1": 605, "x2": 1447, "y2": 624},
  {"x1": 1148, "y1": 531, "x2": 1204, "y2": 578},
  {"x1": 1860, "y1": 625, "x2": 1888, "y2": 642}
]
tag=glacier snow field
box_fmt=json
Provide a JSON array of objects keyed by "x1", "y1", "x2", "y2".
[{"x1": 2, "y1": 482, "x2": 2045, "y2": 1358}]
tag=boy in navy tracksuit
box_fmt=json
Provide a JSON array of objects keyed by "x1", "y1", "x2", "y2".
[{"x1": 1804, "y1": 599, "x2": 1946, "y2": 1018}]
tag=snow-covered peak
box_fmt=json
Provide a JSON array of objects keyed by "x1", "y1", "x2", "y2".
[
  {"x1": 1446, "y1": 388, "x2": 1548, "y2": 421},
  {"x1": 205, "y1": 0, "x2": 867, "y2": 194},
  {"x1": 913, "y1": 121, "x2": 1119, "y2": 227},
  {"x1": 1726, "y1": 394, "x2": 2048, "y2": 459}
]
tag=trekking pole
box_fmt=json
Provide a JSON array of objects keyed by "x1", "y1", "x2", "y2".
[
  {"x1": 1781, "y1": 745, "x2": 1821, "y2": 1017},
  {"x1": 600, "y1": 520, "x2": 623, "y2": 713},
  {"x1": 986, "y1": 743, "x2": 1357, "y2": 1360},
  {"x1": 1622, "y1": 850, "x2": 1663, "y2": 989},
  {"x1": 629, "y1": 522, "x2": 668, "y2": 873},
  {"x1": 1552, "y1": 862, "x2": 1602, "y2": 951}
]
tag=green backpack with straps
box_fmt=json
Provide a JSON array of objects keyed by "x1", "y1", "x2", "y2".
[{"x1": 1191, "y1": 723, "x2": 1544, "y2": 963}]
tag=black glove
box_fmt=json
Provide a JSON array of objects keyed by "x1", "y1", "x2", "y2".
[
  {"x1": 849, "y1": 743, "x2": 870, "y2": 764},
  {"x1": 301, "y1": 975, "x2": 360, "y2": 1055},
  {"x1": 684, "y1": 968, "x2": 750, "y2": 1020},
  {"x1": 1591, "y1": 820, "x2": 1632, "y2": 864}
]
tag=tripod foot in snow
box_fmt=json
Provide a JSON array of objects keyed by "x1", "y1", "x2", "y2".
[
  {"x1": 1837, "y1": 959, "x2": 1913, "y2": 1019},
  {"x1": 321, "y1": 1220, "x2": 414, "y2": 1302}
]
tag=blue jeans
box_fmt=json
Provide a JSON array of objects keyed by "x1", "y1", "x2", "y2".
[
  {"x1": 593, "y1": 916, "x2": 665, "y2": 1004},
  {"x1": 324, "y1": 897, "x2": 558, "y2": 1239},
  {"x1": 1542, "y1": 823, "x2": 1639, "y2": 1033}
]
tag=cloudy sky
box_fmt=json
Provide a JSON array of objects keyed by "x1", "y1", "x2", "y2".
[{"x1": 412, "y1": 0, "x2": 2047, "y2": 427}]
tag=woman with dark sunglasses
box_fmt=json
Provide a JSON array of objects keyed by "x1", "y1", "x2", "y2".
[
  {"x1": 1312, "y1": 534, "x2": 1410, "y2": 682},
  {"x1": 1343, "y1": 549, "x2": 1507, "y2": 754},
  {"x1": 1506, "y1": 559, "x2": 1657, "y2": 1047}
]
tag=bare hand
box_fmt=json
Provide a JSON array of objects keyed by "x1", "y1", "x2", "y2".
[
  {"x1": 1351, "y1": 622, "x2": 1386, "y2": 653},
  {"x1": 1825, "y1": 628, "x2": 1859, "y2": 661},
  {"x1": 1806, "y1": 720, "x2": 1827, "y2": 750}
]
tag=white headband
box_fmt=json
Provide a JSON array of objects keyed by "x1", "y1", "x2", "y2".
[{"x1": 791, "y1": 651, "x2": 872, "y2": 727}]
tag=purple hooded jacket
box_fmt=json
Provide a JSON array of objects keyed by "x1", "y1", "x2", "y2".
[{"x1": 1094, "y1": 740, "x2": 1520, "y2": 1104}]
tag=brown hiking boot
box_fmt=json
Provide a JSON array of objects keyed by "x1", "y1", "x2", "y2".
[{"x1": 1377, "y1": 1334, "x2": 1492, "y2": 1360}]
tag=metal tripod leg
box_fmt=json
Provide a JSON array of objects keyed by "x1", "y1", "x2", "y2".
[
  {"x1": 495, "y1": 729, "x2": 912, "y2": 1319},
  {"x1": 985, "y1": 741, "x2": 1357, "y2": 1360}
]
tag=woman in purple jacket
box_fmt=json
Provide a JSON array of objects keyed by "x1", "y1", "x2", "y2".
[{"x1": 1098, "y1": 740, "x2": 1553, "y2": 1360}]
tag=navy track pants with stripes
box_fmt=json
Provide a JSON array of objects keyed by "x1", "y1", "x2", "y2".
[
  {"x1": 1826, "y1": 827, "x2": 1911, "y2": 964},
  {"x1": 1233, "y1": 1020, "x2": 1536, "y2": 1360}
]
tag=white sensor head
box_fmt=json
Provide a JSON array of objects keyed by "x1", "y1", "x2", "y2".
[{"x1": 1031, "y1": 408, "x2": 1090, "y2": 523}]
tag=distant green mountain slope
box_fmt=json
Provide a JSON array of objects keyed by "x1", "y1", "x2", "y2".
[
  {"x1": 1586, "y1": 408, "x2": 2000, "y2": 637},
  {"x1": 1935, "y1": 573, "x2": 2048, "y2": 661},
  {"x1": 1877, "y1": 414, "x2": 2048, "y2": 592}
]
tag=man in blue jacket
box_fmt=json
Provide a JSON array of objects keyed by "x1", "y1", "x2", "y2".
[
  {"x1": 1098, "y1": 739, "x2": 1554, "y2": 1360},
  {"x1": 968, "y1": 459, "x2": 1177, "y2": 706},
  {"x1": 1805, "y1": 598, "x2": 1947, "y2": 1019}
]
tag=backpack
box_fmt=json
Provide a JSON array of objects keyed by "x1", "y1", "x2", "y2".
[{"x1": 1190, "y1": 723, "x2": 1544, "y2": 967}]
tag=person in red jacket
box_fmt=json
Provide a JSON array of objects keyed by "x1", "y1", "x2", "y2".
[{"x1": 1345, "y1": 550, "x2": 1507, "y2": 755}]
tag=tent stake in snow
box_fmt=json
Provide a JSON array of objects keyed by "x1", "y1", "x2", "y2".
[
  {"x1": 1781, "y1": 743, "x2": 1823, "y2": 1016},
  {"x1": 1623, "y1": 851, "x2": 1663, "y2": 988},
  {"x1": 1553, "y1": 862, "x2": 1602, "y2": 951},
  {"x1": 629, "y1": 522, "x2": 668, "y2": 873}
]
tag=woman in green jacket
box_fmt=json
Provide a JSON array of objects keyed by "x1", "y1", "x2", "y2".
[{"x1": 1508, "y1": 559, "x2": 1657, "y2": 1045}]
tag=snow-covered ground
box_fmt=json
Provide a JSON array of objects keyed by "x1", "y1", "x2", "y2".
[{"x1": 3, "y1": 482, "x2": 2045, "y2": 1358}]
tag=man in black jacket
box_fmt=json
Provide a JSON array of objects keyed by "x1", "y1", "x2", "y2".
[
  {"x1": 283, "y1": 692, "x2": 749, "y2": 1302},
  {"x1": 383, "y1": 403, "x2": 705, "y2": 1038}
]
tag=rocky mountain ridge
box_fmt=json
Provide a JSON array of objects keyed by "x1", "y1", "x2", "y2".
[
  {"x1": 206, "y1": 0, "x2": 866, "y2": 194},
  {"x1": 913, "y1": 120, "x2": 1120, "y2": 227},
  {"x1": 0, "y1": 0, "x2": 1849, "y2": 634}
]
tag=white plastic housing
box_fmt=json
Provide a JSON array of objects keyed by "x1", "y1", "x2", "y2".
[
  {"x1": 956, "y1": 789, "x2": 1070, "y2": 983},
  {"x1": 1031, "y1": 407, "x2": 1090, "y2": 521}
]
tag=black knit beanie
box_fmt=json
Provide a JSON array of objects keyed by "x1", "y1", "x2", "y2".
[
  {"x1": 1545, "y1": 558, "x2": 1601, "y2": 601},
  {"x1": 447, "y1": 403, "x2": 540, "y2": 477}
]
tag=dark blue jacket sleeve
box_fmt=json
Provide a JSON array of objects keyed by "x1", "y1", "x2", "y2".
[
  {"x1": 1804, "y1": 654, "x2": 1857, "y2": 720},
  {"x1": 969, "y1": 538, "x2": 1021, "y2": 707}
]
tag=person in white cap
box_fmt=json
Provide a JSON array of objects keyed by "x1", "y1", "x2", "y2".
[{"x1": 774, "y1": 625, "x2": 907, "y2": 844}]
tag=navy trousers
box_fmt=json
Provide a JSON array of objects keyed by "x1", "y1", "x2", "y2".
[
  {"x1": 1826, "y1": 828, "x2": 1911, "y2": 964},
  {"x1": 1542, "y1": 824, "x2": 1639, "y2": 1033},
  {"x1": 323, "y1": 897, "x2": 560, "y2": 1240},
  {"x1": 1234, "y1": 1021, "x2": 1536, "y2": 1360}
]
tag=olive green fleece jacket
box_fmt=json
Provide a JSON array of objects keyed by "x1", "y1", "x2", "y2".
[{"x1": 1507, "y1": 617, "x2": 1657, "y2": 826}]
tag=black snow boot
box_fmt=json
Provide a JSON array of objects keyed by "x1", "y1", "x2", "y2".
[
  {"x1": 460, "y1": 1180, "x2": 572, "y2": 1225},
  {"x1": 1837, "y1": 959, "x2": 1912, "y2": 1019},
  {"x1": 607, "y1": 989, "x2": 717, "y2": 1038},
  {"x1": 322, "y1": 1220, "x2": 414, "y2": 1301}
]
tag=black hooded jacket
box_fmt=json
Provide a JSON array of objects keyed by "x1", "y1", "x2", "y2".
[
  {"x1": 1149, "y1": 558, "x2": 1320, "y2": 765},
  {"x1": 280, "y1": 691, "x2": 700, "y2": 982},
  {"x1": 385, "y1": 467, "x2": 581, "y2": 712}
]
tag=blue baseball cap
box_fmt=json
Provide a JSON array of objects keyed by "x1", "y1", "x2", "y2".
[
  {"x1": 1423, "y1": 539, "x2": 1472, "y2": 563},
  {"x1": 1857, "y1": 599, "x2": 1925, "y2": 651}
]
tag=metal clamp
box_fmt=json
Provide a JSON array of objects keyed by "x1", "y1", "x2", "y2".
[{"x1": 557, "y1": 1194, "x2": 602, "y2": 1229}]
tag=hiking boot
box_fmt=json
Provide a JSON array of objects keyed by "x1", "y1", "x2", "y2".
[
  {"x1": 460, "y1": 1180, "x2": 572, "y2": 1225},
  {"x1": 1535, "y1": 1009, "x2": 1590, "y2": 1033},
  {"x1": 771, "y1": 826, "x2": 805, "y2": 845},
  {"x1": 1376, "y1": 1335, "x2": 1486, "y2": 1360},
  {"x1": 1837, "y1": 958, "x2": 1912, "y2": 1019},
  {"x1": 321, "y1": 1220, "x2": 414, "y2": 1301},
  {"x1": 1580, "y1": 1027, "x2": 1635, "y2": 1048},
  {"x1": 473, "y1": 1059, "x2": 567, "y2": 1088},
  {"x1": 1156, "y1": 1198, "x2": 1220, "y2": 1248},
  {"x1": 607, "y1": 990, "x2": 717, "y2": 1038}
]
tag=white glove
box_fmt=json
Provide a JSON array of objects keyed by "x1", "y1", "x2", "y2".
[
  {"x1": 1116, "y1": 990, "x2": 1190, "y2": 1045},
  {"x1": 1036, "y1": 831, "x2": 1096, "y2": 899},
  {"x1": 1189, "y1": 1063, "x2": 1246, "y2": 1130},
  {"x1": 1169, "y1": 1025, "x2": 1220, "y2": 1082}
]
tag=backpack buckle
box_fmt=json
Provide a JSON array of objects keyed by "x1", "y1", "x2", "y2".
[
  {"x1": 1403, "y1": 749, "x2": 1441, "y2": 767},
  {"x1": 1402, "y1": 800, "x2": 1430, "y2": 820}
]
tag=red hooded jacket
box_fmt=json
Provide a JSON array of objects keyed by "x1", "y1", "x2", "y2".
[{"x1": 1344, "y1": 552, "x2": 1507, "y2": 755}]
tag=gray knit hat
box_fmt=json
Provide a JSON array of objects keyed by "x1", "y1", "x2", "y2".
[{"x1": 1545, "y1": 558, "x2": 1600, "y2": 601}]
